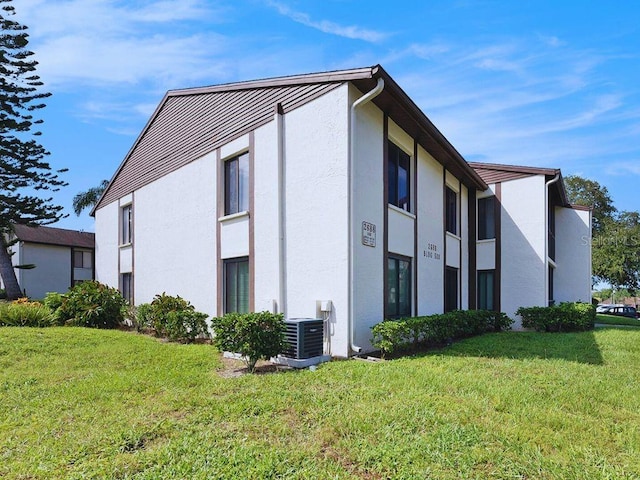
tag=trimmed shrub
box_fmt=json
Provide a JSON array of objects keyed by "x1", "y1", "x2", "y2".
[
  {"x1": 210, "y1": 311, "x2": 286, "y2": 373},
  {"x1": 56, "y1": 281, "x2": 127, "y2": 329},
  {"x1": 135, "y1": 293, "x2": 209, "y2": 342},
  {"x1": 0, "y1": 299, "x2": 53, "y2": 327},
  {"x1": 517, "y1": 302, "x2": 595, "y2": 332},
  {"x1": 371, "y1": 310, "x2": 513, "y2": 357}
]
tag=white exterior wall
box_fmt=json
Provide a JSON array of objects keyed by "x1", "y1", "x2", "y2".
[
  {"x1": 17, "y1": 243, "x2": 71, "y2": 299},
  {"x1": 252, "y1": 121, "x2": 281, "y2": 313},
  {"x1": 95, "y1": 200, "x2": 120, "y2": 288},
  {"x1": 500, "y1": 176, "x2": 547, "y2": 326},
  {"x1": 555, "y1": 207, "x2": 592, "y2": 303},
  {"x1": 281, "y1": 85, "x2": 350, "y2": 356},
  {"x1": 133, "y1": 151, "x2": 218, "y2": 315},
  {"x1": 416, "y1": 148, "x2": 445, "y2": 315},
  {"x1": 352, "y1": 93, "x2": 385, "y2": 353}
]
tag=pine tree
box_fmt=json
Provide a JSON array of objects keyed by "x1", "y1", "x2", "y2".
[{"x1": 0, "y1": 0, "x2": 67, "y2": 299}]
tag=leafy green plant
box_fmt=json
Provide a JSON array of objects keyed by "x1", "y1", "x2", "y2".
[
  {"x1": 517, "y1": 302, "x2": 595, "y2": 332},
  {"x1": 371, "y1": 310, "x2": 513, "y2": 357},
  {"x1": 210, "y1": 311, "x2": 286, "y2": 372},
  {"x1": 56, "y1": 281, "x2": 127, "y2": 329},
  {"x1": 136, "y1": 293, "x2": 209, "y2": 342},
  {"x1": 0, "y1": 298, "x2": 53, "y2": 327}
]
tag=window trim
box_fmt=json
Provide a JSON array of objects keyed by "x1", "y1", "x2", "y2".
[
  {"x1": 120, "y1": 204, "x2": 132, "y2": 246},
  {"x1": 477, "y1": 196, "x2": 496, "y2": 241},
  {"x1": 386, "y1": 254, "x2": 412, "y2": 319},
  {"x1": 387, "y1": 140, "x2": 411, "y2": 212},
  {"x1": 120, "y1": 272, "x2": 133, "y2": 304},
  {"x1": 445, "y1": 266, "x2": 459, "y2": 313},
  {"x1": 224, "y1": 256, "x2": 250, "y2": 314},
  {"x1": 224, "y1": 151, "x2": 250, "y2": 216},
  {"x1": 477, "y1": 269, "x2": 496, "y2": 311},
  {"x1": 445, "y1": 186, "x2": 458, "y2": 235}
]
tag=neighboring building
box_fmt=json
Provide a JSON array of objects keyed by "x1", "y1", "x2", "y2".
[
  {"x1": 469, "y1": 163, "x2": 592, "y2": 319},
  {"x1": 2, "y1": 224, "x2": 95, "y2": 299},
  {"x1": 93, "y1": 64, "x2": 591, "y2": 357}
]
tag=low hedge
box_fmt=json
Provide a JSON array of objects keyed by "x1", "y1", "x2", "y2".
[
  {"x1": 135, "y1": 293, "x2": 209, "y2": 342},
  {"x1": 517, "y1": 302, "x2": 595, "y2": 332},
  {"x1": 0, "y1": 298, "x2": 54, "y2": 327},
  {"x1": 371, "y1": 310, "x2": 513, "y2": 357}
]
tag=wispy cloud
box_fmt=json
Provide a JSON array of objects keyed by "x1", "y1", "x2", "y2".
[{"x1": 266, "y1": 1, "x2": 388, "y2": 43}]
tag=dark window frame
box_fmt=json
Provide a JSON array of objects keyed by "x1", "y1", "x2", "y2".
[
  {"x1": 386, "y1": 254, "x2": 412, "y2": 319},
  {"x1": 121, "y1": 204, "x2": 132, "y2": 245},
  {"x1": 224, "y1": 152, "x2": 250, "y2": 216},
  {"x1": 477, "y1": 269, "x2": 495, "y2": 311},
  {"x1": 224, "y1": 256, "x2": 250, "y2": 314},
  {"x1": 387, "y1": 140, "x2": 411, "y2": 212},
  {"x1": 120, "y1": 272, "x2": 133, "y2": 304},
  {"x1": 445, "y1": 187, "x2": 458, "y2": 235},
  {"x1": 445, "y1": 266, "x2": 459, "y2": 313},
  {"x1": 478, "y1": 196, "x2": 496, "y2": 240},
  {"x1": 73, "y1": 249, "x2": 93, "y2": 269}
]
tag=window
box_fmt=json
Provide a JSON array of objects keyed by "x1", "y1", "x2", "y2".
[
  {"x1": 548, "y1": 265, "x2": 554, "y2": 306},
  {"x1": 477, "y1": 270, "x2": 495, "y2": 310},
  {"x1": 73, "y1": 250, "x2": 92, "y2": 269},
  {"x1": 121, "y1": 272, "x2": 133, "y2": 304},
  {"x1": 387, "y1": 141, "x2": 410, "y2": 211},
  {"x1": 478, "y1": 196, "x2": 495, "y2": 240},
  {"x1": 445, "y1": 266, "x2": 458, "y2": 312},
  {"x1": 121, "y1": 204, "x2": 132, "y2": 245},
  {"x1": 224, "y1": 257, "x2": 249, "y2": 313},
  {"x1": 386, "y1": 256, "x2": 411, "y2": 318},
  {"x1": 224, "y1": 152, "x2": 249, "y2": 216},
  {"x1": 445, "y1": 187, "x2": 457, "y2": 235}
]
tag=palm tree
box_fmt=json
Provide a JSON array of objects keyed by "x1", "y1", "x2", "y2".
[{"x1": 73, "y1": 180, "x2": 109, "y2": 216}]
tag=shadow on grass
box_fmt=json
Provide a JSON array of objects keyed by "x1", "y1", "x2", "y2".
[{"x1": 419, "y1": 330, "x2": 604, "y2": 365}]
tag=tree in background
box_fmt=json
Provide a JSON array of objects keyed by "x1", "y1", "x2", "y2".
[
  {"x1": 73, "y1": 179, "x2": 109, "y2": 216},
  {"x1": 565, "y1": 175, "x2": 640, "y2": 293},
  {"x1": 0, "y1": 0, "x2": 67, "y2": 299}
]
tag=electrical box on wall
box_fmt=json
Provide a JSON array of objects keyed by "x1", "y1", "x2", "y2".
[{"x1": 320, "y1": 300, "x2": 332, "y2": 312}]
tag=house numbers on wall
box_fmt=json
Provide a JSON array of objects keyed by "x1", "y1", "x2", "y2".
[
  {"x1": 423, "y1": 243, "x2": 440, "y2": 260},
  {"x1": 362, "y1": 221, "x2": 376, "y2": 247}
]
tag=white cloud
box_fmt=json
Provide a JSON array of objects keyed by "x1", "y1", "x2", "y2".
[{"x1": 266, "y1": 1, "x2": 388, "y2": 43}]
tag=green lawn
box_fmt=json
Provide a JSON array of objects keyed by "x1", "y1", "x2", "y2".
[
  {"x1": 596, "y1": 313, "x2": 640, "y2": 327},
  {"x1": 2, "y1": 327, "x2": 640, "y2": 479}
]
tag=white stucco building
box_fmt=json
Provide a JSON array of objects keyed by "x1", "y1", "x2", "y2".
[
  {"x1": 93, "y1": 65, "x2": 591, "y2": 357},
  {"x1": 2, "y1": 224, "x2": 95, "y2": 299}
]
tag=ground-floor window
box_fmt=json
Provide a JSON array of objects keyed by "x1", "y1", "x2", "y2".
[
  {"x1": 548, "y1": 265, "x2": 554, "y2": 306},
  {"x1": 224, "y1": 257, "x2": 249, "y2": 314},
  {"x1": 120, "y1": 272, "x2": 133, "y2": 304},
  {"x1": 445, "y1": 266, "x2": 458, "y2": 312},
  {"x1": 386, "y1": 255, "x2": 411, "y2": 318},
  {"x1": 477, "y1": 270, "x2": 495, "y2": 310}
]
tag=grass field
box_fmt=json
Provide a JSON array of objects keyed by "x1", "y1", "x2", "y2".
[
  {"x1": 596, "y1": 313, "x2": 640, "y2": 327},
  {"x1": 2, "y1": 326, "x2": 640, "y2": 479}
]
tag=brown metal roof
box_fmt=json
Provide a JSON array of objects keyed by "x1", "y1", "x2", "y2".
[
  {"x1": 469, "y1": 162, "x2": 569, "y2": 206},
  {"x1": 94, "y1": 65, "x2": 487, "y2": 211},
  {"x1": 12, "y1": 224, "x2": 95, "y2": 249}
]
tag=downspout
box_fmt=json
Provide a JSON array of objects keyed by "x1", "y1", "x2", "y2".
[
  {"x1": 544, "y1": 173, "x2": 560, "y2": 306},
  {"x1": 348, "y1": 76, "x2": 384, "y2": 354},
  {"x1": 276, "y1": 103, "x2": 287, "y2": 317}
]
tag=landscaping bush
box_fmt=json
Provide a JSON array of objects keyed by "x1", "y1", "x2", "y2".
[
  {"x1": 135, "y1": 293, "x2": 209, "y2": 342},
  {"x1": 210, "y1": 311, "x2": 286, "y2": 372},
  {"x1": 0, "y1": 298, "x2": 54, "y2": 327},
  {"x1": 56, "y1": 281, "x2": 127, "y2": 329},
  {"x1": 371, "y1": 310, "x2": 513, "y2": 357},
  {"x1": 517, "y1": 302, "x2": 595, "y2": 332}
]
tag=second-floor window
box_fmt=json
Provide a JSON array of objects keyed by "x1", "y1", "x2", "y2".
[
  {"x1": 225, "y1": 152, "x2": 249, "y2": 215},
  {"x1": 445, "y1": 187, "x2": 457, "y2": 235},
  {"x1": 387, "y1": 141, "x2": 410, "y2": 211},
  {"x1": 478, "y1": 196, "x2": 495, "y2": 240},
  {"x1": 121, "y1": 204, "x2": 132, "y2": 245}
]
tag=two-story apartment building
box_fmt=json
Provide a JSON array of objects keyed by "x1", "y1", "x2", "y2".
[{"x1": 93, "y1": 65, "x2": 591, "y2": 357}]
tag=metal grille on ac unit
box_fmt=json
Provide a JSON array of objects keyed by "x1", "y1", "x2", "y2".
[{"x1": 283, "y1": 318, "x2": 324, "y2": 359}]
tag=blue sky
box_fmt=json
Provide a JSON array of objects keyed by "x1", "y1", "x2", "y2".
[{"x1": 13, "y1": 0, "x2": 640, "y2": 232}]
